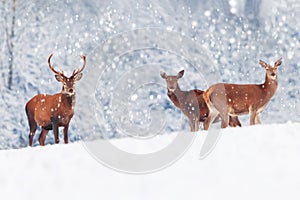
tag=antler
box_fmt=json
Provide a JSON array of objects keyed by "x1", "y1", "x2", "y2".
[
  {"x1": 48, "y1": 53, "x2": 62, "y2": 75},
  {"x1": 72, "y1": 55, "x2": 86, "y2": 76}
]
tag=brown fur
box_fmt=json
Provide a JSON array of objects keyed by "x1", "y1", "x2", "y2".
[
  {"x1": 161, "y1": 70, "x2": 241, "y2": 131},
  {"x1": 25, "y1": 53, "x2": 86, "y2": 146},
  {"x1": 203, "y1": 58, "x2": 282, "y2": 129}
]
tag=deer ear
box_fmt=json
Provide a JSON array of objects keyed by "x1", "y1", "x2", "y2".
[
  {"x1": 55, "y1": 74, "x2": 64, "y2": 82},
  {"x1": 74, "y1": 72, "x2": 83, "y2": 81},
  {"x1": 160, "y1": 71, "x2": 167, "y2": 79},
  {"x1": 259, "y1": 60, "x2": 268, "y2": 69},
  {"x1": 274, "y1": 58, "x2": 282, "y2": 68},
  {"x1": 177, "y1": 70, "x2": 184, "y2": 79}
]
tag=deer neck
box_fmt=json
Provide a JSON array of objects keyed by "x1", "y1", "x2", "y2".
[
  {"x1": 167, "y1": 85, "x2": 184, "y2": 108},
  {"x1": 61, "y1": 93, "x2": 76, "y2": 110},
  {"x1": 261, "y1": 74, "x2": 278, "y2": 100}
]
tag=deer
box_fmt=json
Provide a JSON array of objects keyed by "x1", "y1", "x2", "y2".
[
  {"x1": 160, "y1": 70, "x2": 241, "y2": 132},
  {"x1": 25, "y1": 53, "x2": 86, "y2": 146},
  {"x1": 202, "y1": 58, "x2": 282, "y2": 130}
]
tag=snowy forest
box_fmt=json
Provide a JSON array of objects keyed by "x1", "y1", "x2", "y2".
[{"x1": 0, "y1": 0, "x2": 300, "y2": 149}]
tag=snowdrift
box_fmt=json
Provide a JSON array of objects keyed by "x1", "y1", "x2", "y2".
[{"x1": 1, "y1": 122, "x2": 300, "y2": 200}]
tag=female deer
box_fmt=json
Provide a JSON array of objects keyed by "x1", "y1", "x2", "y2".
[
  {"x1": 161, "y1": 70, "x2": 241, "y2": 131},
  {"x1": 25, "y1": 53, "x2": 86, "y2": 146},
  {"x1": 203, "y1": 58, "x2": 282, "y2": 129}
]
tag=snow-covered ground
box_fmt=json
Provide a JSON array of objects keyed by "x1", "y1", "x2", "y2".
[{"x1": 1, "y1": 123, "x2": 300, "y2": 200}]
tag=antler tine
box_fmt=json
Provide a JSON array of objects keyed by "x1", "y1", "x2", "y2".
[
  {"x1": 79, "y1": 55, "x2": 86, "y2": 73},
  {"x1": 72, "y1": 69, "x2": 77, "y2": 76},
  {"x1": 48, "y1": 53, "x2": 62, "y2": 75},
  {"x1": 72, "y1": 55, "x2": 86, "y2": 76}
]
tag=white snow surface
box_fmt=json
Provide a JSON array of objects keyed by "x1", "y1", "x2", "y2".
[{"x1": 1, "y1": 122, "x2": 300, "y2": 200}]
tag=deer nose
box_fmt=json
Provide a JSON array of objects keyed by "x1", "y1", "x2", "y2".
[
  {"x1": 69, "y1": 89, "x2": 74, "y2": 93},
  {"x1": 271, "y1": 72, "x2": 276, "y2": 77},
  {"x1": 168, "y1": 87, "x2": 176, "y2": 92}
]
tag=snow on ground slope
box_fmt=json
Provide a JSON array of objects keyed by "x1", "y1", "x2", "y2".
[{"x1": 1, "y1": 123, "x2": 300, "y2": 200}]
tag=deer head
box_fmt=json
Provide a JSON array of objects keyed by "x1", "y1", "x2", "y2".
[
  {"x1": 48, "y1": 53, "x2": 86, "y2": 96},
  {"x1": 160, "y1": 70, "x2": 184, "y2": 92},
  {"x1": 259, "y1": 58, "x2": 282, "y2": 81}
]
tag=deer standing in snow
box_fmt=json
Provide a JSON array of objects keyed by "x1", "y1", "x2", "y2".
[
  {"x1": 203, "y1": 58, "x2": 282, "y2": 129},
  {"x1": 160, "y1": 70, "x2": 241, "y2": 131},
  {"x1": 25, "y1": 53, "x2": 86, "y2": 146}
]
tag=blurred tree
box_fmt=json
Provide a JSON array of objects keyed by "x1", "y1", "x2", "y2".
[{"x1": 2, "y1": 0, "x2": 16, "y2": 90}]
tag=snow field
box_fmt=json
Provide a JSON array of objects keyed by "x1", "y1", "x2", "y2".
[{"x1": 1, "y1": 122, "x2": 300, "y2": 200}]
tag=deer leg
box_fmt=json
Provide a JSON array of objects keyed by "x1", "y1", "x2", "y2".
[
  {"x1": 194, "y1": 120, "x2": 200, "y2": 132},
  {"x1": 249, "y1": 109, "x2": 257, "y2": 125},
  {"x1": 28, "y1": 121, "x2": 37, "y2": 147},
  {"x1": 203, "y1": 109, "x2": 219, "y2": 130},
  {"x1": 63, "y1": 124, "x2": 69, "y2": 144},
  {"x1": 236, "y1": 116, "x2": 242, "y2": 127},
  {"x1": 190, "y1": 118, "x2": 200, "y2": 132},
  {"x1": 210, "y1": 95, "x2": 230, "y2": 128},
  {"x1": 229, "y1": 116, "x2": 242, "y2": 127},
  {"x1": 255, "y1": 113, "x2": 261, "y2": 124},
  {"x1": 38, "y1": 128, "x2": 48, "y2": 146},
  {"x1": 215, "y1": 104, "x2": 230, "y2": 128},
  {"x1": 52, "y1": 123, "x2": 59, "y2": 144},
  {"x1": 229, "y1": 116, "x2": 236, "y2": 127},
  {"x1": 189, "y1": 118, "x2": 195, "y2": 132},
  {"x1": 220, "y1": 113, "x2": 229, "y2": 128}
]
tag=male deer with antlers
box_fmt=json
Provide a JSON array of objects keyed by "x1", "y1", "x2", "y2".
[
  {"x1": 25, "y1": 53, "x2": 86, "y2": 146},
  {"x1": 203, "y1": 58, "x2": 282, "y2": 129},
  {"x1": 161, "y1": 70, "x2": 241, "y2": 131}
]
